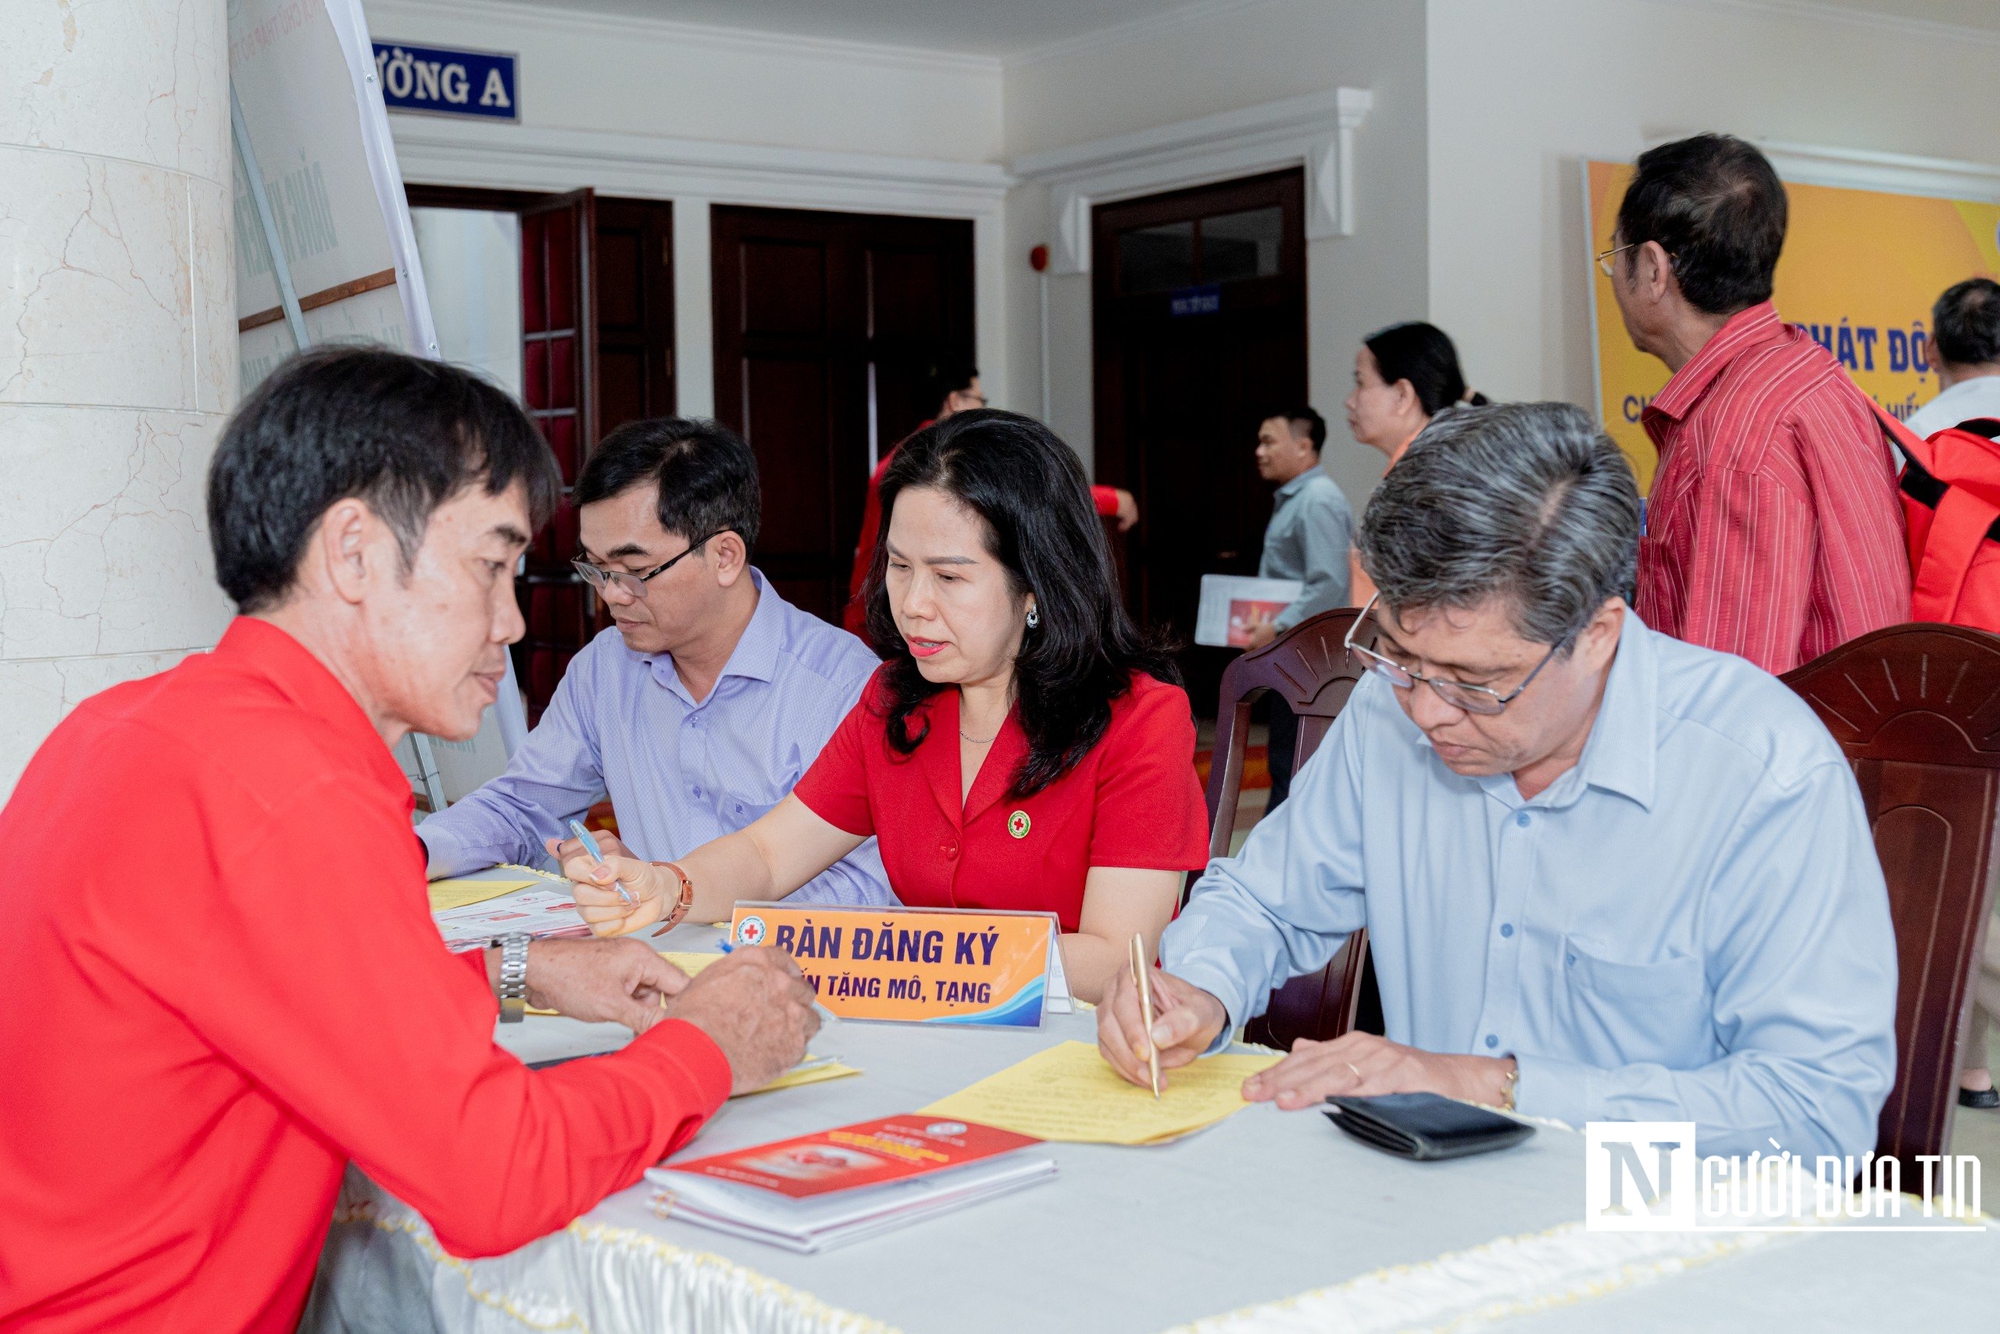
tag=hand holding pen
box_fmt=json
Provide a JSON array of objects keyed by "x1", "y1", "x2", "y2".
[{"x1": 564, "y1": 820, "x2": 635, "y2": 907}]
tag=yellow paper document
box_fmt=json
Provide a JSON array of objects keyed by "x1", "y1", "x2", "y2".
[
  {"x1": 921, "y1": 1040, "x2": 1281, "y2": 1145},
  {"x1": 659, "y1": 951, "x2": 725, "y2": 978},
  {"x1": 735, "y1": 1057, "x2": 861, "y2": 1098},
  {"x1": 427, "y1": 878, "x2": 541, "y2": 912}
]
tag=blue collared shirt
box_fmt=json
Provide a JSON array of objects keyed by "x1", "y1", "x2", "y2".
[
  {"x1": 1164, "y1": 613, "x2": 1898, "y2": 1160},
  {"x1": 418, "y1": 570, "x2": 893, "y2": 904},
  {"x1": 1258, "y1": 465, "x2": 1354, "y2": 630}
]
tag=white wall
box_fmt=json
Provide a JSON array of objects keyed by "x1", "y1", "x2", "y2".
[
  {"x1": 368, "y1": 0, "x2": 1003, "y2": 162},
  {"x1": 1002, "y1": 0, "x2": 1430, "y2": 511},
  {"x1": 1426, "y1": 0, "x2": 2000, "y2": 412},
  {"x1": 411, "y1": 208, "x2": 524, "y2": 400}
]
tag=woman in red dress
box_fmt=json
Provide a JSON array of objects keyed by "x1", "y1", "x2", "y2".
[{"x1": 561, "y1": 410, "x2": 1209, "y2": 1001}]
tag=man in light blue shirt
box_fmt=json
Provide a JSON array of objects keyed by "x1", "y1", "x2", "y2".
[
  {"x1": 418, "y1": 418, "x2": 891, "y2": 905},
  {"x1": 1243, "y1": 407, "x2": 1354, "y2": 647},
  {"x1": 1100, "y1": 402, "x2": 1897, "y2": 1161}
]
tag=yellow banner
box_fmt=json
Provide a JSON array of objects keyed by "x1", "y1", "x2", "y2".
[
  {"x1": 727, "y1": 904, "x2": 1059, "y2": 1027},
  {"x1": 1586, "y1": 160, "x2": 2000, "y2": 492}
]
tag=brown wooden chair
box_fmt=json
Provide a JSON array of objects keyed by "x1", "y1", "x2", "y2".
[
  {"x1": 1782, "y1": 622, "x2": 2000, "y2": 1169},
  {"x1": 1200, "y1": 607, "x2": 1373, "y2": 1050}
]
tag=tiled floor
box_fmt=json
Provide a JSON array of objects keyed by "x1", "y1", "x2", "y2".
[{"x1": 1950, "y1": 1025, "x2": 2000, "y2": 1194}]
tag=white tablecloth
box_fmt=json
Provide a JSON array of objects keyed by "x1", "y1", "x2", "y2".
[{"x1": 307, "y1": 926, "x2": 1998, "y2": 1333}]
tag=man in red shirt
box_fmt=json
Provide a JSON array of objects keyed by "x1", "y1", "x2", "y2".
[
  {"x1": 1605, "y1": 133, "x2": 1908, "y2": 673},
  {"x1": 0, "y1": 348, "x2": 818, "y2": 1332},
  {"x1": 842, "y1": 365, "x2": 1138, "y2": 635}
]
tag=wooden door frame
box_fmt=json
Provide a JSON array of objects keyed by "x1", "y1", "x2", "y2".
[
  {"x1": 1091, "y1": 169, "x2": 1308, "y2": 494},
  {"x1": 1090, "y1": 170, "x2": 1309, "y2": 644}
]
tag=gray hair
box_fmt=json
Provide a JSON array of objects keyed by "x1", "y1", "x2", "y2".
[{"x1": 1356, "y1": 402, "x2": 1640, "y2": 647}]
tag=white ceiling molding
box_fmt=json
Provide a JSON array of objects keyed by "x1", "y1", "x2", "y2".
[
  {"x1": 1006, "y1": 0, "x2": 1276, "y2": 69},
  {"x1": 1640, "y1": 134, "x2": 2000, "y2": 203},
  {"x1": 1759, "y1": 140, "x2": 2000, "y2": 203},
  {"x1": 365, "y1": 0, "x2": 1002, "y2": 77},
  {"x1": 1012, "y1": 88, "x2": 1373, "y2": 274},
  {"x1": 390, "y1": 118, "x2": 1014, "y2": 216},
  {"x1": 1650, "y1": 0, "x2": 2000, "y2": 49}
]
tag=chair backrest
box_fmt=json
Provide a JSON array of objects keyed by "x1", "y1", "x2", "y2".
[
  {"x1": 1202, "y1": 608, "x2": 1372, "y2": 1049},
  {"x1": 1781, "y1": 622, "x2": 2000, "y2": 1168}
]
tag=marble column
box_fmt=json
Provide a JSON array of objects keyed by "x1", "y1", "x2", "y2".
[{"x1": 0, "y1": 0, "x2": 236, "y2": 799}]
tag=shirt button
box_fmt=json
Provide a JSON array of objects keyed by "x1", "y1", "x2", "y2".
[
  {"x1": 1515, "y1": 813, "x2": 1531, "y2": 828},
  {"x1": 1485, "y1": 1034, "x2": 1500, "y2": 1049},
  {"x1": 691, "y1": 786, "x2": 703, "y2": 798},
  {"x1": 942, "y1": 841, "x2": 960, "y2": 860},
  {"x1": 1500, "y1": 923, "x2": 1514, "y2": 938}
]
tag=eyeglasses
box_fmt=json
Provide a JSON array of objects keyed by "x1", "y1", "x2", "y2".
[
  {"x1": 1595, "y1": 242, "x2": 1638, "y2": 279},
  {"x1": 1342, "y1": 592, "x2": 1563, "y2": 716},
  {"x1": 571, "y1": 532, "x2": 721, "y2": 599}
]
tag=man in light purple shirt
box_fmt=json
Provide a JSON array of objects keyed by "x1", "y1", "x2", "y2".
[{"x1": 418, "y1": 418, "x2": 892, "y2": 905}]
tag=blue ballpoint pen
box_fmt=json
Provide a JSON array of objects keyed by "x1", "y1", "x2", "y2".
[{"x1": 566, "y1": 819, "x2": 636, "y2": 908}]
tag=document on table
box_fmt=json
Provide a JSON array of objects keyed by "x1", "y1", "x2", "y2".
[
  {"x1": 740, "y1": 1056, "x2": 861, "y2": 1097},
  {"x1": 432, "y1": 869, "x2": 589, "y2": 949},
  {"x1": 427, "y1": 877, "x2": 541, "y2": 912},
  {"x1": 920, "y1": 1040, "x2": 1282, "y2": 1145}
]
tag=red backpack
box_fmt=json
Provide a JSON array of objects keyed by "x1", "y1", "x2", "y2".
[{"x1": 1877, "y1": 404, "x2": 2000, "y2": 632}]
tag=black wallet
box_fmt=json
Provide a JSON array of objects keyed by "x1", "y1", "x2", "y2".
[{"x1": 1322, "y1": 1092, "x2": 1535, "y2": 1160}]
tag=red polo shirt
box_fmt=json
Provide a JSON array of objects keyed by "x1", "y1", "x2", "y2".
[
  {"x1": 794, "y1": 669, "x2": 1209, "y2": 929},
  {"x1": 1637, "y1": 302, "x2": 1909, "y2": 674},
  {"x1": 0, "y1": 619, "x2": 731, "y2": 1333}
]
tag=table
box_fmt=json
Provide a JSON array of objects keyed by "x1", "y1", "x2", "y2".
[{"x1": 307, "y1": 926, "x2": 1998, "y2": 1334}]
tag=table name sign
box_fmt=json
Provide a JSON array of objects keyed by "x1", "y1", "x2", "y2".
[{"x1": 728, "y1": 904, "x2": 1069, "y2": 1027}]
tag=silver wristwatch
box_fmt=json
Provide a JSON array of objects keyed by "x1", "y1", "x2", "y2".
[{"x1": 493, "y1": 933, "x2": 531, "y2": 1023}]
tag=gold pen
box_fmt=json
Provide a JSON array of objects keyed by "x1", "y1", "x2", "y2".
[{"x1": 1130, "y1": 932, "x2": 1160, "y2": 1099}]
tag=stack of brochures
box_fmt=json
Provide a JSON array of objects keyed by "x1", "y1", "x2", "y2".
[{"x1": 647, "y1": 1115, "x2": 1055, "y2": 1252}]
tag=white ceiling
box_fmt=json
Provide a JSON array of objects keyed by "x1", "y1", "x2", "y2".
[
  {"x1": 511, "y1": 0, "x2": 1242, "y2": 57},
  {"x1": 516, "y1": 0, "x2": 2000, "y2": 58}
]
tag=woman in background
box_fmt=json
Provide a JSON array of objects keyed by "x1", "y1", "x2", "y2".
[
  {"x1": 1344, "y1": 322, "x2": 1485, "y2": 606},
  {"x1": 559, "y1": 410, "x2": 1209, "y2": 1003}
]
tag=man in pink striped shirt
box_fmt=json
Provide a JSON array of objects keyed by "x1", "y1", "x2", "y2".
[{"x1": 1606, "y1": 134, "x2": 1908, "y2": 674}]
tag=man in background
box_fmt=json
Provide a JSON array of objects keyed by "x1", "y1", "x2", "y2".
[
  {"x1": 418, "y1": 418, "x2": 893, "y2": 905},
  {"x1": 843, "y1": 364, "x2": 1138, "y2": 635},
  {"x1": 1907, "y1": 278, "x2": 2000, "y2": 438},
  {"x1": 1243, "y1": 407, "x2": 1355, "y2": 806},
  {"x1": 1606, "y1": 133, "x2": 1907, "y2": 674},
  {"x1": 0, "y1": 349, "x2": 818, "y2": 1331}
]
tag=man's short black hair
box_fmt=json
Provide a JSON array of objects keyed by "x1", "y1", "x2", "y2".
[
  {"x1": 1616, "y1": 133, "x2": 1787, "y2": 317},
  {"x1": 574, "y1": 417, "x2": 762, "y2": 553},
  {"x1": 207, "y1": 345, "x2": 560, "y2": 614},
  {"x1": 1932, "y1": 278, "x2": 2000, "y2": 368},
  {"x1": 1270, "y1": 406, "x2": 1327, "y2": 452},
  {"x1": 926, "y1": 361, "x2": 979, "y2": 413}
]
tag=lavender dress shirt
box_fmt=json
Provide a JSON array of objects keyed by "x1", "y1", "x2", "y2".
[{"x1": 417, "y1": 570, "x2": 893, "y2": 904}]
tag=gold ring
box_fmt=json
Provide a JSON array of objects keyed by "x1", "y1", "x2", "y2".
[{"x1": 1346, "y1": 1062, "x2": 1361, "y2": 1082}]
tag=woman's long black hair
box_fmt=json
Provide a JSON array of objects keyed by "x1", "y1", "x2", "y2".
[
  {"x1": 861, "y1": 409, "x2": 1180, "y2": 798},
  {"x1": 1363, "y1": 321, "x2": 1489, "y2": 415}
]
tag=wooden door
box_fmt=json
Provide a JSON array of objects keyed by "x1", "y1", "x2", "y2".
[
  {"x1": 594, "y1": 197, "x2": 676, "y2": 436},
  {"x1": 518, "y1": 189, "x2": 597, "y2": 723},
  {"x1": 711, "y1": 206, "x2": 974, "y2": 622},
  {"x1": 1092, "y1": 170, "x2": 1308, "y2": 715}
]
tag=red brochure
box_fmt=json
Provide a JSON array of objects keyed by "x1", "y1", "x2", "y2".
[{"x1": 663, "y1": 1115, "x2": 1040, "y2": 1200}]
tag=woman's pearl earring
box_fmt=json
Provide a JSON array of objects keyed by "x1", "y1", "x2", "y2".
[{"x1": 1025, "y1": 606, "x2": 1040, "y2": 630}]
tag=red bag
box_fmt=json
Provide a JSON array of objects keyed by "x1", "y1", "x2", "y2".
[{"x1": 1878, "y1": 404, "x2": 2000, "y2": 632}]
